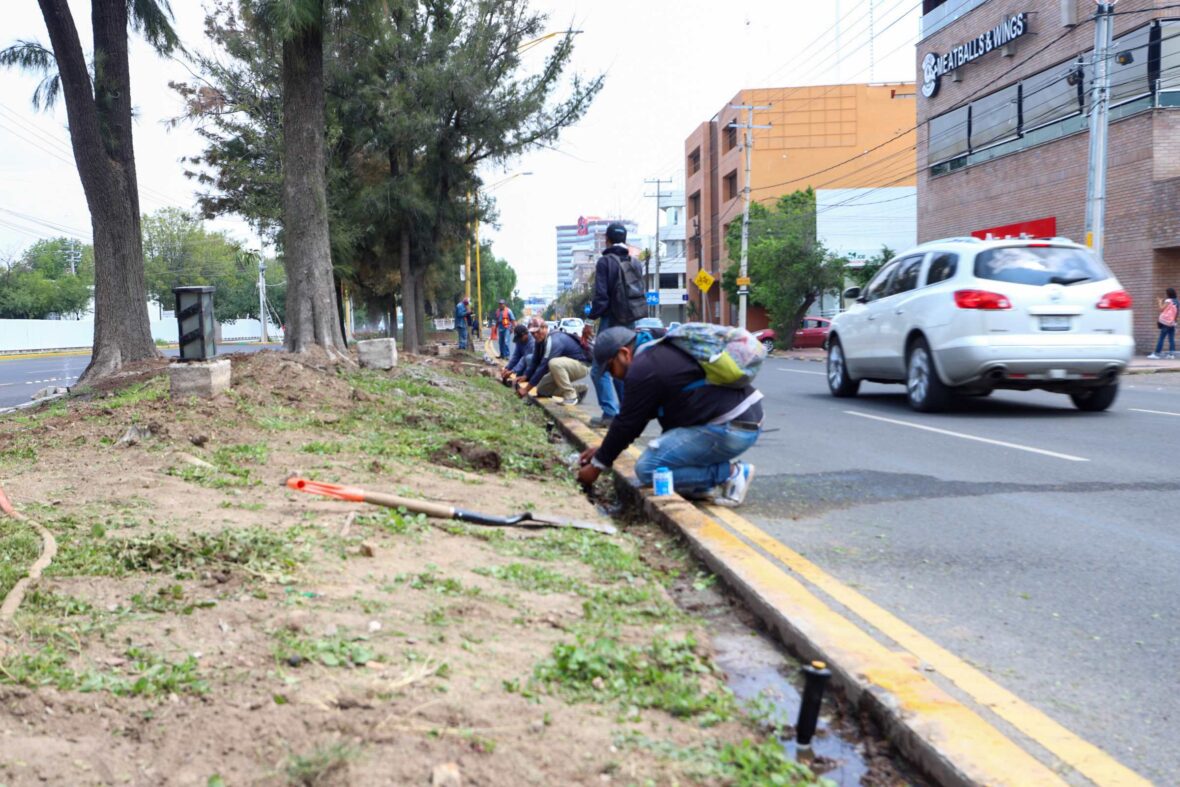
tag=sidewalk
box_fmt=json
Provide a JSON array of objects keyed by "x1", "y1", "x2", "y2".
[{"x1": 773, "y1": 346, "x2": 1180, "y2": 374}]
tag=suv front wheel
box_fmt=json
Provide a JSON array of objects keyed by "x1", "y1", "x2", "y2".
[{"x1": 906, "y1": 338, "x2": 951, "y2": 412}]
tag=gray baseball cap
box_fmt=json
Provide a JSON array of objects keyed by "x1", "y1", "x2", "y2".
[{"x1": 593, "y1": 326, "x2": 637, "y2": 367}]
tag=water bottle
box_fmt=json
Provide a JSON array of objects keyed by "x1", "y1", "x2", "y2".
[{"x1": 652, "y1": 467, "x2": 674, "y2": 497}]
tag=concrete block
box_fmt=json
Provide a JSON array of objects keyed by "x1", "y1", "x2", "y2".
[
  {"x1": 357, "y1": 338, "x2": 398, "y2": 370},
  {"x1": 169, "y1": 358, "x2": 231, "y2": 399},
  {"x1": 435, "y1": 343, "x2": 454, "y2": 358}
]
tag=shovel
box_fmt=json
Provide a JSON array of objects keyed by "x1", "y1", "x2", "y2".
[{"x1": 286, "y1": 477, "x2": 617, "y2": 536}]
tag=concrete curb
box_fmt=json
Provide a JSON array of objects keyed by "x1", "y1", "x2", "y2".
[{"x1": 539, "y1": 401, "x2": 1071, "y2": 787}]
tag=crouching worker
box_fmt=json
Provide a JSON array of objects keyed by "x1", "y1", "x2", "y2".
[
  {"x1": 575, "y1": 326, "x2": 762, "y2": 506},
  {"x1": 501, "y1": 323, "x2": 536, "y2": 386},
  {"x1": 516, "y1": 317, "x2": 590, "y2": 406}
]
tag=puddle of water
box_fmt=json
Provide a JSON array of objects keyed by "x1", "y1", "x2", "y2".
[{"x1": 712, "y1": 630, "x2": 870, "y2": 787}]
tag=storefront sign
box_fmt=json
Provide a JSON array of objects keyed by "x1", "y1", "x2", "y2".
[
  {"x1": 971, "y1": 216, "x2": 1057, "y2": 240},
  {"x1": 921, "y1": 12, "x2": 1028, "y2": 98}
]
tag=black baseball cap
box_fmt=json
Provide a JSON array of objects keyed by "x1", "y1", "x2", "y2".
[
  {"x1": 593, "y1": 327, "x2": 637, "y2": 367},
  {"x1": 606, "y1": 222, "x2": 627, "y2": 244},
  {"x1": 513, "y1": 324, "x2": 529, "y2": 341}
]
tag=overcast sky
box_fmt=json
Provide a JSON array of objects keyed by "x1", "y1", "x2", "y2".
[{"x1": 0, "y1": 0, "x2": 918, "y2": 298}]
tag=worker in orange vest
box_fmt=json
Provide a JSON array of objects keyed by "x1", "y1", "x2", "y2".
[{"x1": 494, "y1": 299, "x2": 516, "y2": 359}]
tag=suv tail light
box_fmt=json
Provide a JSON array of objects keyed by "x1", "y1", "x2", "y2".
[
  {"x1": 954, "y1": 289, "x2": 1011, "y2": 310},
  {"x1": 1096, "y1": 290, "x2": 1132, "y2": 310}
]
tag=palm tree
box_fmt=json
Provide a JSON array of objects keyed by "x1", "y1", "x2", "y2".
[{"x1": 1, "y1": 0, "x2": 180, "y2": 385}]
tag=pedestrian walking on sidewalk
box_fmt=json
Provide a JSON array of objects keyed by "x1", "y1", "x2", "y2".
[
  {"x1": 586, "y1": 222, "x2": 647, "y2": 429},
  {"x1": 501, "y1": 323, "x2": 536, "y2": 385},
  {"x1": 1149, "y1": 287, "x2": 1179, "y2": 360},
  {"x1": 516, "y1": 317, "x2": 589, "y2": 405},
  {"x1": 575, "y1": 327, "x2": 763, "y2": 507},
  {"x1": 455, "y1": 296, "x2": 472, "y2": 350},
  {"x1": 495, "y1": 300, "x2": 516, "y2": 359}
]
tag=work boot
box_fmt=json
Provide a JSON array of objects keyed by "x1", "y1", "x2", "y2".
[{"x1": 589, "y1": 416, "x2": 614, "y2": 429}]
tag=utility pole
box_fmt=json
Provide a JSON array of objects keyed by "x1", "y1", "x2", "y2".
[
  {"x1": 257, "y1": 254, "x2": 269, "y2": 343},
  {"x1": 1084, "y1": 2, "x2": 1116, "y2": 255},
  {"x1": 729, "y1": 103, "x2": 772, "y2": 330},
  {"x1": 65, "y1": 239, "x2": 81, "y2": 276},
  {"x1": 644, "y1": 176, "x2": 673, "y2": 319}
]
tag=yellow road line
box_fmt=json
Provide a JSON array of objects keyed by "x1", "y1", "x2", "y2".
[
  {"x1": 0, "y1": 350, "x2": 91, "y2": 361},
  {"x1": 707, "y1": 504, "x2": 1152, "y2": 787}
]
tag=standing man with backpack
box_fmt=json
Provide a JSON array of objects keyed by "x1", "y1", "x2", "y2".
[
  {"x1": 575, "y1": 325, "x2": 764, "y2": 507},
  {"x1": 586, "y1": 222, "x2": 647, "y2": 429},
  {"x1": 495, "y1": 299, "x2": 516, "y2": 359}
]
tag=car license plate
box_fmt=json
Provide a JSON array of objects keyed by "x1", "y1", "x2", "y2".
[{"x1": 1040, "y1": 315, "x2": 1071, "y2": 331}]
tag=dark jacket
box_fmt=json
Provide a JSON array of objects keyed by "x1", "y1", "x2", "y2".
[
  {"x1": 506, "y1": 335, "x2": 536, "y2": 377},
  {"x1": 527, "y1": 331, "x2": 590, "y2": 388},
  {"x1": 593, "y1": 343, "x2": 763, "y2": 468},
  {"x1": 588, "y1": 244, "x2": 636, "y2": 326}
]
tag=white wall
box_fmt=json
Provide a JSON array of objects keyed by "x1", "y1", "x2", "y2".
[{"x1": 0, "y1": 317, "x2": 280, "y2": 352}]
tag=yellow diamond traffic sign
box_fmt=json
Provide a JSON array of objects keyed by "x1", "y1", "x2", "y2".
[{"x1": 694, "y1": 269, "x2": 715, "y2": 293}]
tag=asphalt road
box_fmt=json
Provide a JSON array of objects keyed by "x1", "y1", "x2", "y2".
[
  {"x1": 0, "y1": 343, "x2": 278, "y2": 409},
  {"x1": 577, "y1": 359, "x2": 1177, "y2": 781}
]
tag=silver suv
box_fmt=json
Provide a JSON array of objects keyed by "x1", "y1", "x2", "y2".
[{"x1": 826, "y1": 237, "x2": 1135, "y2": 412}]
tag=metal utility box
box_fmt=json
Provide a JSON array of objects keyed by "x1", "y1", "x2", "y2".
[{"x1": 173, "y1": 286, "x2": 216, "y2": 361}]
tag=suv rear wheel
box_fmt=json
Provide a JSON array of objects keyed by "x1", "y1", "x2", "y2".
[
  {"x1": 907, "y1": 338, "x2": 951, "y2": 412},
  {"x1": 827, "y1": 338, "x2": 860, "y2": 397},
  {"x1": 1070, "y1": 382, "x2": 1118, "y2": 412}
]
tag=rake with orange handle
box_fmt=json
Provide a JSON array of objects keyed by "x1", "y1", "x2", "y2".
[{"x1": 286, "y1": 477, "x2": 617, "y2": 535}]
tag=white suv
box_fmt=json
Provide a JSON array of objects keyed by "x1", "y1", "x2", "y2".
[{"x1": 826, "y1": 237, "x2": 1135, "y2": 412}]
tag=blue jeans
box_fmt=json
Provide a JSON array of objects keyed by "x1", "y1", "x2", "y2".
[
  {"x1": 634, "y1": 423, "x2": 761, "y2": 494},
  {"x1": 591, "y1": 316, "x2": 625, "y2": 417},
  {"x1": 498, "y1": 328, "x2": 511, "y2": 358},
  {"x1": 457, "y1": 325, "x2": 468, "y2": 350},
  {"x1": 1155, "y1": 325, "x2": 1175, "y2": 354}
]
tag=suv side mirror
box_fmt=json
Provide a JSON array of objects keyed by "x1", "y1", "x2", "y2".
[{"x1": 843, "y1": 286, "x2": 861, "y2": 301}]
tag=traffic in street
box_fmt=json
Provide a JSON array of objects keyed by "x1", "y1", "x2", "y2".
[{"x1": 742, "y1": 358, "x2": 1180, "y2": 783}]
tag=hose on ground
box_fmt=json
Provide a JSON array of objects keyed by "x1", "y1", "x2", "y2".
[{"x1": 0, "y1": 483, "x2": 57, "y2": 623}]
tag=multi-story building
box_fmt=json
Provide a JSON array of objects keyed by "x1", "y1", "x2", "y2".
[
  {"x1": 554, "y1": 217, "x2": 639, "y2": 292},
  {"x1": 652, "y1": 190, "x2": 689, "y2": 324},
  {"x1": 917, "y1": 0, "x2": 1180, "y2": 348},
  {"x1": 684, "y1": 83, "x2": 918, "y2": 328}
]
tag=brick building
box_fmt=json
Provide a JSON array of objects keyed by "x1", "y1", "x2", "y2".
[
  {"x1": 684, "y1": 83, "x2": 917, "y2": 328},
  {"x1": 917, "y1": 0, "x2": 1180, "y2": 348}
]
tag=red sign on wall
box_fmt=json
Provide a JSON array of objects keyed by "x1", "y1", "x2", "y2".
[
  {"x1": 576, "y1": 216, "x2": 588, "y2": 236},
  {"x1": 971, "y1": 216, "x2": 1057, "y2": 240}
]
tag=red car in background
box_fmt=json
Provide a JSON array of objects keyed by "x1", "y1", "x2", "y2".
[{"x1": 754, "y1": 317, "x2": 831, "y2": 351}]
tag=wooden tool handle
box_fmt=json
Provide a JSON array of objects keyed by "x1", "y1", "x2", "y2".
[{"x1": 361, "y1": 491, "x2": 456, "y2": 520}]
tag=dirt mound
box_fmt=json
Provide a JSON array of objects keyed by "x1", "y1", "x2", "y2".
[{"x1": 431, "y1": 439, "x2": 502, "y2": 472}]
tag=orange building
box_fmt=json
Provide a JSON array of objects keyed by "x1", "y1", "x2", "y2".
[{"x1": 684, "y1": 83, "x2": 918, "y2": 328}]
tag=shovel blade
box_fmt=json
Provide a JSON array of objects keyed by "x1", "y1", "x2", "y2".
[{"x1": 527, "y1": 514, "x2": 617, "y2": 536}]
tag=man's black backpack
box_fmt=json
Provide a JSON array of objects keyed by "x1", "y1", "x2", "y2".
[{"x1": 606, "y1": 252, "x2": 647, "y2": 326}]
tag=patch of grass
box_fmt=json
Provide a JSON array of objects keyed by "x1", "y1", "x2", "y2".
[
  {"x1": 615, "y1": 732, "x2": 826, "y2": 786},
  {"x1": 104, "y1": 379, "x2": 167, "y2": 409},
  {"x1": 300, "y1": 441, "x2": 344, "y2": 455},
  {"x1": 533, "y1": 635, "x2": 735, "y2": 724},
  {"x1": 473, "y1": 562, "x2": 585, "y2": 595},
  {"x1": 452, "y1": 526, "x2": 649, "y2": 583},
  {"x1": 284, "y1": 743, "x2": 357, "y2": 786},
  {"x1": 273, "y1": 630, "x2": 379, "y2": 669},
  {"x1": 0, "y1": 644, "x2": 209, "y2": 698},
  {"x1": 356, "y1": 507, "x2": 430, "y2": 536},
  {"x1": 49, "y1": 525, "x2": 305, "y2": 581},
  {"x1": 125, "y1": 584, "x2": 217, "y2": 616},
  {"x1": 579, "y1": 586, "x2": 685, "y2": 631},
  {"x1": 391, "y1": 565, "x2": 479, "y2": 596},
  {"x1": 0, "y1": 516, "x2": 41, "y2": 599},
  {"x1": 167, "y1": 443, "x2": 269, "y2": 488},
  {"x1": 0, "y1": 442, "x2": 38, "y2": 466}
]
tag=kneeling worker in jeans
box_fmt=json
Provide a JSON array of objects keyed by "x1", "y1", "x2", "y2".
[
  {"x1": 516, "y1": 317, "x2": 589, "y2": 405},
  {"x1": 575, "y1": 327, "x2": 761, "y2": 506}
]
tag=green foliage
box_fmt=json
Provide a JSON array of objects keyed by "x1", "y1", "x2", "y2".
[
  {"x1": 846, "y1": 244, "x2": 896, "y2": 289},
  {"x1": 0, "y1": 644, "x2": 209, "y2": 698},
  {"x1": 722, "y1": 189, "x2": 845, "y2": 347},
  {"x1": 473, "y1": 562, "x2": 585, "y2": 595},
  {"x1": 0, "y1": 516, "x2": 41, "y2": 600},
  {"x1": 534, "y1": 636, "x2": 735, "y2": 723},
  {"x1": 0, "y1": 238, "x2": 93, "y2": 319},
  {"x1": 615, "y1": 732, "x2": 826, "y2": 786},
  {"x1": 546, "y1": 282, "x2": 592, "y2": 321},
  {"x1": 273, "y1": 629, "x2": 379, "y2": 669},
  {"x1": 283, "y1": 743, "x2": 357, "y2": 787}
]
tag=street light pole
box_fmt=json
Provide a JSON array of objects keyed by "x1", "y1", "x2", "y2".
[
  {"x1": 258, "y1": 255, "x2": 268, "y2": 343},
  {"x1": 730, "y1": 103, "x2": 772, "y2": 330},
  {"x1": 1084, "y1": 2, "x2": 1116, "y2": 255}
]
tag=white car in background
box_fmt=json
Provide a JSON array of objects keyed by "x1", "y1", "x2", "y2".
[
  {"x1": 826, "y1": 237, "x2": 1135, "y2": 412},
  {"x1": 558, "y1": 317, "x2": 585, "y2": 337}
]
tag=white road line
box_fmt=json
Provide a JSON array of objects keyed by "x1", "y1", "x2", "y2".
[
  {"x1": 845, "y1": 410, "x2": 1090, "y2": 462},
  {"x1": 1129, "y1": 407, "x2": 1180, "y2": 417},
  {"x1": 776, "y1": 367, "x2": 825, "y2": 376}
]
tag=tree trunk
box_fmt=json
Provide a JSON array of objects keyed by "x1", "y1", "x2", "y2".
[
  {"x1": 783, "y1": 295, "x2": 817, "y2": 351},
  {"x1": 399, "y1": 231, "x2": 418, "y2": 353},
  {"x1": 38, "y1": 0, "x2": 158, "y2": 386},
  {"x1": 280, "y1": 18, "x2": 346, "y2": 358},
  {"x1": 414, "y1": 268, "x2": 428, "y2": 348}
]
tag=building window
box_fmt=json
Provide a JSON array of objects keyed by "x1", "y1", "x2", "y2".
[
  {"x1": 1021, "y1": 61, "x2": 1082, "y2": 132},
  {"x1": 970, "y1": 84, "x2": 1019, "y2": 151},
  {"x1": 927, "y1": 105, "x2": 969, "y2": 166},
  {"x1": 724, "y1": 123, "x2": 737, "y2": 152},
  {"x1": 688, "y1": 191, "x2": 701, "y2": 220},
  {"x1": 724, "y1": 171, "x2": 739, "y2": 201},
  {"x1": 1162, "y1": 21, "x2": 1180, "y2": 92},
  {"x1": 659, "y1": 273, "x2": 679, "y2": 288},
  {"x1": 1109, "y1": 25, "x2": 1150, "y2": 106},
  {"x1": 688, "y1": 148, "x2": 701, "y2": 175}
]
